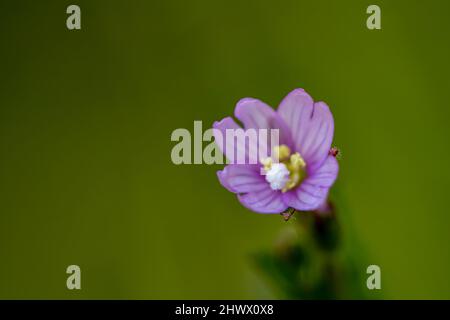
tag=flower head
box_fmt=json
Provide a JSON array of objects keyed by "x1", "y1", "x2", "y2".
[{"x1": 214, "y1": 88, "x2": 338, "y2": 214}]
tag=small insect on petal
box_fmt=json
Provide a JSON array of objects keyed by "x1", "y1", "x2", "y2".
[
  {"x1": 280, "y1": 207, "x2": 296, "y2": 221},
  {"x1": 329, "y1": 147, "x2": 340, "y2": 158}
]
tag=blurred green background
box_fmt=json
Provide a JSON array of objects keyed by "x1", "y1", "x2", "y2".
[{"x1": 1, "y1": 0, "x2": 449, "y2": 299}]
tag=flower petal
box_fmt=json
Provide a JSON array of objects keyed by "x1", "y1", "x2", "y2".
[
  {"x1": 238, "y1": 186, "x2": 288, "y2": 214},
  {"x1": 282, "y1": 155, "x2": 338, "y2": 211},
  {"x1": 213, "y1": 117, "x2": 252, "y2": 163},
  {"x1": 234, "y1": 98, "x2": 294, "y2": 149},
  {"x1": 277, "y1": 89, "x2": 334, "y2": 171},
  {"x1": 217, "y1": 164, "x2": 266, "y2": 194},
  {"x1": 305, "y1": 155, "x2": 339, "y2": 188},
  {"x1": 282, "y1": 182, "x2": 328, "y2": 211}
]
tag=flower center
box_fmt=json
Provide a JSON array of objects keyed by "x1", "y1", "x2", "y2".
[
  {"x1": 261, "y1": 145, "x2": 307, "y2": 192},
  {"x1": 265, "y1": 163, "x2": 290, "y2": 191}
]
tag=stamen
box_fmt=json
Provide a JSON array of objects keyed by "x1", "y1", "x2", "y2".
[
  {"x1": 261, "y1": 157, "x2": 273, "y2": 172},
  {"x1": 273, "y1": 145, "x2": 291, "y2": 162},
  {"x1": 260, "y1": 144, "x2": 307, "y2": 192}
]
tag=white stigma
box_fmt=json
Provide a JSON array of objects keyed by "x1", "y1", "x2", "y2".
[{"x1": 265, "y1": 163, "x2": 290, "y2": 191}]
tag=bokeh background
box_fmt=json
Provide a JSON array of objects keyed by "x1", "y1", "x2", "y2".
[{"x1": 1, "y1": 0, "x2": 450, "y2": 299}]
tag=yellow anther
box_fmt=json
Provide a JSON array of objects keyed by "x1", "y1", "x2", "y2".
[
  {"x1": 289, "y1": 153, "x2": 306, "y2": 171},
  {"x1": 261, "y1": 157, "x2": 273, "y2": 172},
  {"x1": 273, "y1": 145, "x2": 291, "y2": 162},
  {"x1": 283, "y1": 152, "x2": 307, "y2": 192}
]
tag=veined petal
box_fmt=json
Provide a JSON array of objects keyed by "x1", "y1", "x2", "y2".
[
  {"x1": 277, "y1": 89, "x2": 334, "y2": 171},
  {"x1": 281, "y1": 155, "x2": 338, "y2": 211},
  {"x1": 282, "y1": 182, "x2": 328, "y2": 211},
  {"x1": 213, "y1": 117, "x2": 253, "y2": 163},
  {"x1": 238, "y1": 187, "x2": 288, "y2": 214},
  {"x1": 217, "y1": 164, "x2": 266, "y2": 194},
  {"x1": 234, "y1": 98, "x2": 294, "y2": 149},
  {"x1": 306, "y1": 155, "x2": 339, "y2": 187}
]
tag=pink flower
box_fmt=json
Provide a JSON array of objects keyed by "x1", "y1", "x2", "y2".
[{"x1": 214, "y1": 88, "x2": 338, "y2": 214}]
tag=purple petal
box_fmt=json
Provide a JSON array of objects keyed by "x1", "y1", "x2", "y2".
[
  {"x1": 238, "y1": 186, "x2": 288, "y2": 214},
  {"x1": 282, "y1": 155, "x2": 338, "y2": 211},
  {"x1": 277, "y1": 89, "x2": 334, "y2": 171},
  {"x1": 282, "y1": 183, "x2": 328, "y2": 211},
  {"x1": 234, "y1": 98, "x2": 294, "y2": 149},
  {"x1": 217, "y1": 164, "x2": 288, "y2": 213},
  {"x1": 213, "y1": 117, "x2": 252, "y2": 163},
  {"x1": 305, "y1": 155, "x2": 339, "y2": 187},
  {"x1": 217, "y1": 164, "x2": 267, "y2": 194}
]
